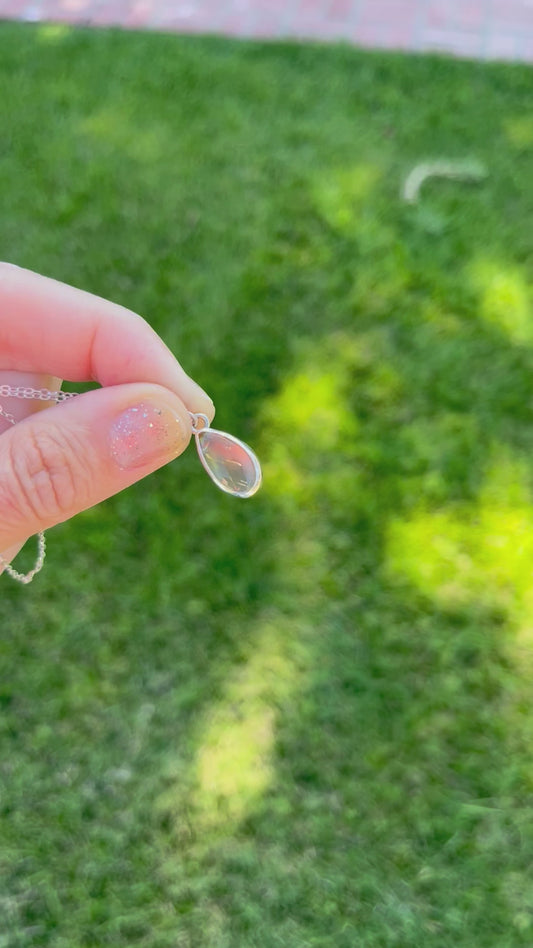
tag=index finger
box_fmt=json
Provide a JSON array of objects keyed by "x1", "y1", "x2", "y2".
[{"x1": 0, "y1": 264, "x2": 214, "y2": 418}]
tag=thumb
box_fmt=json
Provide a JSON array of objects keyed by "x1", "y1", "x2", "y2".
[{"x1": 0, "y1": 383, "x2": 194, "y2": 552}]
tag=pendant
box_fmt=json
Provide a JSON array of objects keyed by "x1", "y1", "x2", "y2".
[{"x1": 189, "y1": 413, "x2": 262, "y2": 498}]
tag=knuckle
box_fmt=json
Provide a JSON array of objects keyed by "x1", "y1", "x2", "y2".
[{"x1": 8, "y1": 424, "x2": 89, "y2": 525}]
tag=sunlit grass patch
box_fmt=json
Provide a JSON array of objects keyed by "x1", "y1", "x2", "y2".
[
  {"x1": 504, "y1": 115, "x2": 533, "y2": 148},
  {"x1": 2, "y1": 22, "x2": 533, "y2": 948},
  {"x1": 386, "y1": 449, "x2": 533, "y2": 622},
  {"x1": 192, "y1": 622, "x2": 298, "y2": 829},
  {"x1": 468, "y1": 258, "x2": 532, "y2": 345},
  {"x1": 311, "y1": 163, "x2": 382, "y2": 234}
]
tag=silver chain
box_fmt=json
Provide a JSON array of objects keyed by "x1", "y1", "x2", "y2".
[
  {"x1": 0, "y1": 386, "x2": 206, "y2": 584},
  {"x1": 0, "y1": 385, "x2": 75, "y2": 402},
  {"x1": 0, "y1": 385, "x2": 76, "y2": 584}
]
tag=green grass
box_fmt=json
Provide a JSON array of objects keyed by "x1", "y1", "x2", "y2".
[{"x1": 2, "y1": 21, "x2": 533, "y2": 946}]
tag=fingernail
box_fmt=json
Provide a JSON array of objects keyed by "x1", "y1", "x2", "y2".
[{"x1": 109, "y1": 402, "x2": 187, "y2": 470}]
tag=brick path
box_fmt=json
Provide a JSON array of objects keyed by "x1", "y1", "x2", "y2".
[{"x1": 1, "y1": 0, "x2": 533, "y2": 64}]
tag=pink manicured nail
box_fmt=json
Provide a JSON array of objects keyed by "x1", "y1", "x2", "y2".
[{"x1": 109, "y1": 402, "x2": 185, "y2": 470}]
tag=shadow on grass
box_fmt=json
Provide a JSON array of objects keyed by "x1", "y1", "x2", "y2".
[{"x1": 1, "y1": 23, "x2": 533, "y2": 948}]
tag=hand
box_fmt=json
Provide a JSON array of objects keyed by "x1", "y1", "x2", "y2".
[{"x1": 0, "y1": 264, "x2": 214, "y2": 574}]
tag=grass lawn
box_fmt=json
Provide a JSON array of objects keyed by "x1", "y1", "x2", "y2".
[{"x1": 2, "y1": 21, "x2": 533, "y2": 947}]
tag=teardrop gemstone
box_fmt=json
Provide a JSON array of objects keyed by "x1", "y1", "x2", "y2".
[{"x1": 196, "y1": 429, "x2": 262, "y2": 498}]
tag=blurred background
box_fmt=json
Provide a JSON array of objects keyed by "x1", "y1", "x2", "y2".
[{"x1": 1, "y1": 3, "x2": 533, "y2": 946}]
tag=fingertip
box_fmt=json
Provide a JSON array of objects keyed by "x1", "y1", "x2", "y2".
[{"x1": 188, "y1": 382, "x2": 215, "y2": 423}]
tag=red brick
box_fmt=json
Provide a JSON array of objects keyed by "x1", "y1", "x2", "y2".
[
  {"x1": 353, "y1": 19, "x2": 415, "y2": 48},
  {"x1": 421, "y1": 27, "x2": 483, "y2": 57},
  {"x1": 246, "y1": 0, "x2": 292, "y2": 14},
  {"x1": 0, "y1": 0, "x2": 36, "y2": 15},
  {"x1": 60, "y1": 0, "x2": 95, "y2": 12},
  {"x1": 123, "y1": 0, "x2": 152, "y2": 27},
  {"x1": 297, "y1": 0, "x2": 326, "y2": 16},
  {"x1": 249, "y1": 17, "x2": 296, "y2": 38},
  {"x1": 484, "y1": 32, "x2": 519, "y2": 60},
  {"x1": 490, "y1": 0, "x2": 533, "y2": 30},
  {"x1": 426, "y1": 0, "x2": 487, "y2": 31},
  {"x1": 174, "y1": 19, "x2": 221, "y2": 34},
  {"x1": 159, "y1": 14, "x2": 219, "y2": 33},
  {"x1": 377, "y1": 32, "x2": 418, "y2": 51},
  {"x1": 294, "y1": 17, "x2": 341, "y2": 40},
  {"x1": 0, "y1": 0, "x2": 529, "y2": 69},
  {"x1": 451, "y1": 1, "x2": 487, "y2": 30},
  {"x1": 519, "y1": 35, "x2": 533, "y2": 61},
  {"x1": 153, "y1": 4, "x2": 223, "y2": 29},
  {"x1": 33, "y1": 0, "x2": 94, "y2": 21},
  {"x1": 492, "y1": 17, "x2": 533, "y2": 33},
  {"x1": 358, "y1": 0, "x2": 419, "y2": 26},
  {"x1": 88, "y1": 1, "x2": 136, "y2": 26},
  {"x1": 352, "y1": 21, "x2": 385, "y2": 45},
  {"x1": 425, "y1": 3, "x2": 450, "y2": 31},
  {"x1": 311, "y1": 17, "x2": 357, "y2": 40},
  {"x1": 327, "y1": 0, "x2": 356, "y2": 18},
  {"x1": 218, "y1": 13, "x2": 254, "y2": 37}
]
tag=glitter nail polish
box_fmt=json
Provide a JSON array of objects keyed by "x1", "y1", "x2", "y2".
[{"x1": 109, "y1": 402, "x2": 183, "y2": 470}]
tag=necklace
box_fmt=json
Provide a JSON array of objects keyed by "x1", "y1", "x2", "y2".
[{"x1": 0, "y1": 385, "x2": 261, "y2": 584}]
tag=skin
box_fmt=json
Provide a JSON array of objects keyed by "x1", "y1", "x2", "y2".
[{"x1": 0, "y1": 263, "x2": 215, "y2": 573}]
